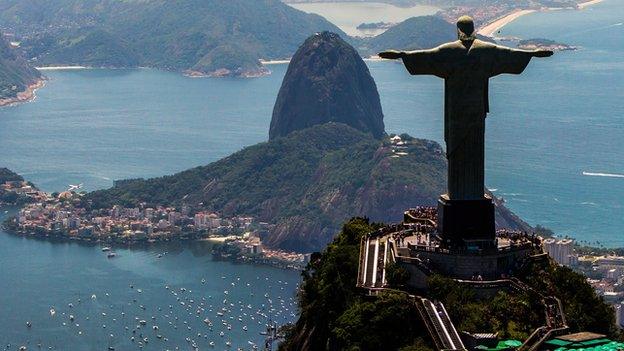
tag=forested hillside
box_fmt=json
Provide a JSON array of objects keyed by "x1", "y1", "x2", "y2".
[
  {"x1": 0, "y1": 35, "x2": 41, "y2": 102},
  {"x1": 0, "y1": 0, "x2": 344, "y2": 76}
]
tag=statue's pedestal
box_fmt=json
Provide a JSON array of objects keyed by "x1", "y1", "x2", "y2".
[{"x1": 437, "y1": 194, "x2": 496, "y2": 250}]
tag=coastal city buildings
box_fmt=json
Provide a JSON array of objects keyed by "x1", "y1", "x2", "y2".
[
  {"x1": 576, "y1": 254, "x2": 624, "y2": 330},
  {"x1": 0, "y1": 179, "x2": 48, "y2": 204},
  {"x1": 543, "y1": 238, "x2": 578, "y2": 266},
  {"x1": 539, "y1": 235, "x2": 624, "y2": 329},
  {"x1": 3, "y1": 184, "x2": 308, "y2": 269}
]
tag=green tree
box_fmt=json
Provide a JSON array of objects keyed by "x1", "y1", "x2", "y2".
[{"x1": 385, "y1": 262, "x2": 410, "y2": 288}]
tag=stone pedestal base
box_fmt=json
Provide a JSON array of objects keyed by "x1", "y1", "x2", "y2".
[
  {"x1": 437, "y1": 194, "x2": 496, "y2": 250},
  {"x1": 400, "y1": 245, "x2": 534, "y2": 287}
]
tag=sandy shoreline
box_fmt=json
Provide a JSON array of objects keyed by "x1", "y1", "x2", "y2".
[
  {"x1": 36, "y1": 66, "x2": 88, "y2": 71},
  {"x1": 578, "y1": 0, "x2": 604, "y2": 9},
  {"x1": 260, "y1": 59, "x2": 291, "y2": 65},
  {"x1": 261, "y1": 57, "x2": 387, "y2": 66},
  {"x1": 199, "y1": 235, "x2": 240, "y2": 243},
  {"x1": 478, "y1": 0, "x2": 605, "y2": 37},
  {"x1": 0, "y1": 79, "x2": 46, "y2": 107},
  {"x1": 478, "y1": 10, "x2": 537, "y2": 37}
]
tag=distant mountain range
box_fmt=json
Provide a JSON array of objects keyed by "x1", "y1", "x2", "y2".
[
  {"x1": 357, "y1": 16, "x2": 457, "y2": 56},
  {"x1": 0, "y1": 0, "x2": 501, "y2": 77},
  {"x1": 0, "y1": 35, "x2": 41, "y2": 104},
  {"x1": 0, "y1": 0, "x2": 345, "y2": 77},
  {"x1": 85, "y1": 32, "x2": 530, "y2": 252},
  {"x1": 283, "y1": 0, "x2": 583, "y2": 8}
]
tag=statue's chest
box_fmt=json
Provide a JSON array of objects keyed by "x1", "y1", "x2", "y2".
[{"x1": 447, "y1": 53, "x2": 490, "y2": 77}]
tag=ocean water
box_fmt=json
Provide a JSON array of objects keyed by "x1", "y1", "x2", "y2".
[
  {"x1": 375, "y1": 0, "x2": 624, "y2": 247},
  {"x1": 0, "y1": 208, "x2": 301, "y2": 350},
  {"x1": 0, "y1": 68, "x2": 280, "y2": 191},
  {"x1": 287, "y1": 2, "x2": 440, "y2": 36},
  {"x1": 1, "y1": 2, "x2": 623, "y2": 248},
  {"x1": 489, "y1": 1, "x2": 624, "y2": 246},
  {"x1": 0, "y1": 2, "x2": 623, "y2": 347}
]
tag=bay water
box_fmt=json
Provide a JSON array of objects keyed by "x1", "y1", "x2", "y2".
[{"x1": 0, "y1": 0, "x2": 623, "y2": 348}]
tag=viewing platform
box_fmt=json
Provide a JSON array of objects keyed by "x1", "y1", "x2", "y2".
[
  {"x1": 356, "y1": 208, "x2": 568, "y2": 351},
  {"x1": 357, "y1": 207, "x2": 544, "y2": 290}
]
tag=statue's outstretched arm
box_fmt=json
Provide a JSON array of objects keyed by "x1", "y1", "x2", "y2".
[
  {"x1": 491, "y1": 45, "x2": 554, "y2": 76},
  {"x1": 531, "y1": 49, "x2": 554, "y2": 58},
  {"x1": 500, "y1": 45, "x2": 554, "y2": 59},
  {"x1": 378, "y1": 48, "x2": 439, "y2": 60},
  {"x1": 378, "y1": 50, "x2": 406, "y2": 60}
]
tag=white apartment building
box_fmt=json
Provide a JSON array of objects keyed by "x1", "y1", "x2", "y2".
[{"x1": 543, "y1": 238, "x2": 577, "y2": 266}]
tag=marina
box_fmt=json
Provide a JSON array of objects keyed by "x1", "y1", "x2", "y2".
[{"x1": 0, "y1": 207, "x2": 301, "y2": 350}]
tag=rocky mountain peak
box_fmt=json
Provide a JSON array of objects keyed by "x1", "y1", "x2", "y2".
[{"x1": 269, "y1": 31, "x2": 385, "y2": 140}]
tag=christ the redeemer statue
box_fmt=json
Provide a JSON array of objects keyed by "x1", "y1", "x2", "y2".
[{"x1": 380, "y1": 16, "x2": 553, "y2": 201}]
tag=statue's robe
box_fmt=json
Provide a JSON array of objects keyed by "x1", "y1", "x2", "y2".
[{"x1": 401, "y1": 39, "x2": 533, "y2": 200}]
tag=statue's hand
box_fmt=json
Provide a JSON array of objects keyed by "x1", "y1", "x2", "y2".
[
  {"x1": 378, "y1": 50, "x2": 404, "y2": 60},
  {"x1": 533, "y1": 50, "x2": 554, "y2": 58}
]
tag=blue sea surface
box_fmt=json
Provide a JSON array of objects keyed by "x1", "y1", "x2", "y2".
[
  {"x1": 0, "y1": 209, "x2": 300, "y2": 350},
  {"x1": 1, "y1": 3, "x2": 623, "y2": 248},
  {"x1": 377, "y1": 0, "x2": 624, "y2": 246},
  {"x1": 0, "y1": 68, "x2": 280, "y2": 191},
  {"x1": 0, "y1": 1, "x2": 623, "y2": 347}
]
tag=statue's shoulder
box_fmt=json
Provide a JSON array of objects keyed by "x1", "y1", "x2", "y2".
[
  {"x1": 439, "y1": 41, "x2": 463, "y2": 50},
  {"x1": 472, "y1": 39, "x2": 498, "y2": 50}
]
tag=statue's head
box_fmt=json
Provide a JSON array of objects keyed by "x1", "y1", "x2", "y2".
[{"x1": 457, "y1": 16, "x2": 476, "y2": 41}]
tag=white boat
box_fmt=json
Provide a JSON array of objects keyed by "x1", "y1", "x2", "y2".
[
  {"x1": 107, "y1": 252, "x2": 116, "y2": 258},
  {"x1": 101, "y1": 247, "x2": 111, "y2": 252}
]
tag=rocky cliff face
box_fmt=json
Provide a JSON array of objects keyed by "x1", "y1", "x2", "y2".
[{"x1": 269, "y1": 32, "x2": 385, "y2": 140}]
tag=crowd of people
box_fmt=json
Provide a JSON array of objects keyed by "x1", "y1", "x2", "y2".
[
  {"x1": 406, "y1": 206, "x2": 437, "y2": 222},
  {"x1": 496, "y1": 229, "x2": 543, "y2": 249}
]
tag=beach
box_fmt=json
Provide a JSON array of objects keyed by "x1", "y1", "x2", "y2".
[
  {"x1": 579, "y1": 0, "x2": 604, "y2": 9},
  {"x1": 0, "y1": 79, "x2": 45, "y2": 107},
  {"x1": 261, "y1": 57, "x2": 389, "y2": 66},
  {"x1": 478, "y1": 0, "x2": 605, "y2": 37},
  {"x1": 260, "y1": 59, "x2": 291, "y2": 65},
  {"x1": 478, "y1": 10, "x2": 536, "y2": 37},
  {"x1": 36, "y1": 65, "x2": 88, "y2": 70}
]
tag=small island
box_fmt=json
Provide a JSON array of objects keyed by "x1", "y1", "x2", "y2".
[
  {"x1": 356, "y1": 21, "x2": 396, "y2": 31},
  {"x1": 518, "y1": 38, "x2": 577, "y2": 51}
]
